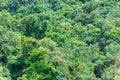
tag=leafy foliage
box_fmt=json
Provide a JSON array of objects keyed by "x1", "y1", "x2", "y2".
[{"x1": 0, "y1": 0, "x2": 120, "y2": 80}]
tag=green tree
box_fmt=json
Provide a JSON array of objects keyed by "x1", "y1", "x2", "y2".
[{"x1": 20, "y1": 47, "x2": 58, "y2": 80}]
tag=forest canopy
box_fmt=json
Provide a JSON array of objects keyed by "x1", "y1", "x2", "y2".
[{"x1": 0, "y1": 0, "x2": 120, "y2": 80}]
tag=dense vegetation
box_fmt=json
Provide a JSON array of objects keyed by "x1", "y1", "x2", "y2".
[{"x1": 0, "y1": 0, "x2": 120, "y2": 80}]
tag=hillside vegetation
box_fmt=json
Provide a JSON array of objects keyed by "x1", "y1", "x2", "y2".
[{"x1": 0, "y1": 0, "x2": 120, "y2": 80}]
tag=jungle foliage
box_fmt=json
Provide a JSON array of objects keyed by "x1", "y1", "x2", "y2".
[{"x1": 0, "y1": 0, "x2": 120, "y2": 80}]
